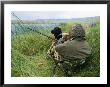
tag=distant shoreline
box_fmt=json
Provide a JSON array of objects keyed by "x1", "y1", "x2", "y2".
[{"x1": 12, "y1": 16, "x2": 99, "y2": 21}]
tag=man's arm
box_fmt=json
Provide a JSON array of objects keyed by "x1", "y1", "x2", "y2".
[{"x1": 53, "y1": 42, "x2": 66, "y2": 54}]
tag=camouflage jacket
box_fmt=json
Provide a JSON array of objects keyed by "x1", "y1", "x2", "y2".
[{"x1": 54, "y1": 38, "x2": 91, "y2": 61}]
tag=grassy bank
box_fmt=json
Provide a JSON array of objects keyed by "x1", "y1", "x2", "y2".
[{"x1": 11, "y1": 22, "x2": 100, "y2": 77}]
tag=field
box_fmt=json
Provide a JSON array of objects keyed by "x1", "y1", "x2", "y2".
[{"x1": 11, "y1": 18, "x2": 100, "y2": 77}]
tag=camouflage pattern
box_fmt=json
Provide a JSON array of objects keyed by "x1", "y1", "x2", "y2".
[
  {"x1": 69, "y1": 24, "x2": 85, "y2": 39},
  {"x1": 47, "y1": 24, "x2": 91, "y2": 76},
  {"x1": 51, "y1": 24, "x2": 91, "y2": 62}
]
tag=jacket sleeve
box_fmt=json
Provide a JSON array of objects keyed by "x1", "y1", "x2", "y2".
[{"x1": 54, "y1": 42, "x2": 67, "y2": 53}]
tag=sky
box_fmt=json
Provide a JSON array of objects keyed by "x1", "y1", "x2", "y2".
[{"x1": 11, "y1": 11, "x2": 99, "y2": 20}]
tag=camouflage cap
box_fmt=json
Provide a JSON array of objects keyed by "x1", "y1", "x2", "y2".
[{"x1": 69, "y1": 24, "x2": 85, "y2": 38}]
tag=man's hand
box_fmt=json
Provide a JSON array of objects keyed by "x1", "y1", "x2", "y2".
[{"x1": 62, "y1": 33, "x2": 69, "y2": 41}]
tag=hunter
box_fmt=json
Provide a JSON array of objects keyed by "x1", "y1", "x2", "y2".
[{"x1": 48, "y1": 24, "x2": 91, "y2": 76}]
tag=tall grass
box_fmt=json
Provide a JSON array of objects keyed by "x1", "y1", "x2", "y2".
[{"x1": 11, "y1": 22, "x2": 100, "y2": 77}]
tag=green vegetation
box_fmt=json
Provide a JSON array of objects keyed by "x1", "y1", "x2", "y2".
[{"x1": 11, "y1": 21, "x2": 100, "y2": 77}]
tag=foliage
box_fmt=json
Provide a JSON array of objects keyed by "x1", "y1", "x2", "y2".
[{"x1": 11, "y1": 21, "x2": 100, "y2": 77}]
